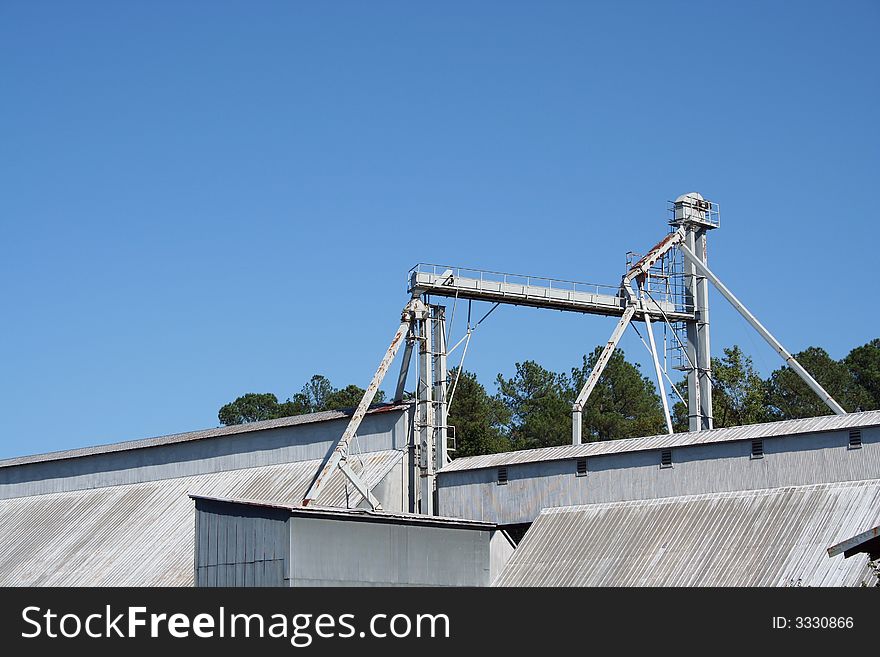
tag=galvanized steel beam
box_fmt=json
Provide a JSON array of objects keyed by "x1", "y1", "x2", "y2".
[
  {"x1": 677, "y1": 241, "x2": 846, "y2": 416},
  {"x1": 643, "y1": 307, "x2": 674, "y2": 435},
  {"x1": 409, "y1": 270, "x2": 692, "y2": 322},
  {"x1": 433, "y1": 306, "x2": 449, "y2": 470},
  {"x1": 393, "y1": 334, "x2": 414, "y2": 403},
  {"x1": 572, "y1": 305, "x2": 636, "y2": 445},
  {"x1": 418, "y1": 306, "x2": 435, "y2": 514},
  {"x1": 303, "y1": 297, "x2": 428, "y2": 508}
]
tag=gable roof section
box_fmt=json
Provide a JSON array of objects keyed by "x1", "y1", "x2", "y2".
[
  {"x1": 0, "y1": 450, "x2": 403, "y2": 586},
  {"x1": 0, "y1": 403, "x2": 409, "y2": 470},
  {"x1": 494, "y1": 479, "x2": 880, "y2": 587}
]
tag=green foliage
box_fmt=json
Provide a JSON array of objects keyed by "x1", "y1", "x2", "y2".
[
  {"x1": 218, "y1": 393, "x2": 286, "y2": 426},
  {"x1": 710, "y1": 346, "x2": 770, "y2": 427},
  {"x1": 493, "y1": 349, "x2": 664, "y2": 449},
  {"x1": 218, "y1": 375, "x2": 385, "y2": 425},
  {"x1": 766, "y1": 346, "x2": 872, "y2": 419},
  {"x1": 495, "y1": 361, "x2": 572, "y2": 449},
  {"x1": 219, "y1": 339, "x2": 880, "y2": 457},
  {"x1": 325, "y1": 384, "x2": 385, "y2": 410},
  {"x1": 844, "y1": 338, "x2": 880, "y2": 410},
  {"x1": 446, "y1": 368, "x2": 512, "y2": 457},
  {"x1": 571, "y1": 347, "x2": 665, "y2": 441},
  {"x1": 674, "y1": 345, "x2": 772, "y2": 430},
  {"x1": 291, "y1": 375, "x2": 335, "y2": 413}
]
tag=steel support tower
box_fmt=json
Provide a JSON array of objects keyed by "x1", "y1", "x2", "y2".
[{"x1": 303, "y1": 192, "x2": 846, "y2": 514}]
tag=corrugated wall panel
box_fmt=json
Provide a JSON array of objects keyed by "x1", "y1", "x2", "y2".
[
  {"x1": 439, "y1": 428, "x2": 880, "y2": 524},
  {"x1": 441, "y1": 411, "x2": 880, "y2": 472},
  {"x1": 195, "y1": 499, "x2": 290, "y2": 588},
  {"x1": 0, "y1": 410, "x2": 408, "y2": 499}
]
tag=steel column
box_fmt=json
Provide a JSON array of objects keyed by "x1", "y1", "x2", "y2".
[
  {"x1": 683, "y1": 228, "x2": 703, "y2": 431},
  {"x1": 417, "y1": 307, "x2": 435, "y2": 514},
  {"x1": 694, "y1": 228, "x2": 714, "y2": 429},
  {"x1": 432, "y1": 306, "x2": 448, "y2": 473}
]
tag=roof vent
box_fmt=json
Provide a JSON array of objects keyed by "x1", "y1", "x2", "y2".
[
  {"x1": 849, "y1": 429, "x2": 862, "y2": 449},
  {"x1": 497, "y1": 466, "x2": 509, "y2": 485},
  {"x1": 751, "y1": 439, "x2": 764, "y2": 459},
  {"x1": 576, "y1": 457, "x2": 588, "y2": 477},
  {"x1": 660, "y1": 449, "x2": 673, "y2": 468}
]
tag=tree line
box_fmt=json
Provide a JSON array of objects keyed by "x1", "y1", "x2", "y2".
[
  {"x1": 218, "y1": 338, "x2": 879, "y2": 458},
  {"x1": 218, "y1": 375, "x2": 385, "y2": 425}
]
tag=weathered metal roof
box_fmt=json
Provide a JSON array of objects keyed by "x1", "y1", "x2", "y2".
[
  {"x1": 441, "y1": 410, "x2": 880, "y2": 473},
  {"x1": 190, "y1": 494, "x2": 497, "y2": 530},
  {"x1": 0, "y1": 403, "x2": 410, "y2": 470},
  {"x1": 0, "y1": 450, "x2": 403, "y2": 586},
  {"x1": 494, "y1": 479, "x2": 880, "y2": 587}
]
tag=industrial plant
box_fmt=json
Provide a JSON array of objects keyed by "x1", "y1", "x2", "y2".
[{"x1": 2, "y1": 193, "x2": 878, "y2": 587}]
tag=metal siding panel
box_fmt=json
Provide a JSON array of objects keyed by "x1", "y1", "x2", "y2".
[
  {"x1": 440, "y1": 411, "x2": 880, "y2": 473},
  {"x1": 194, "y1": 506, "x2": 202, "y2": 582},
  {"x1": 225, "y1": 515, "x2": 236, "y2": 576},
  {"x1": 0, "y1": 406, "x2": 410, "y2": 469},
  {"x1": 0, "y1": 408, "x2": 409, "y2": 500},
  {"x1": 287, "y1": 516, "x2": 490, "y2": 586},
  {"x1": 440, "y1": 432, "x2": 880, "y2": 524}
]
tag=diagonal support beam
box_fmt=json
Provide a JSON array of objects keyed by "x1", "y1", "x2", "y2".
[
  {"x1": 338, "y1": 461, "x2": 383, "y2": 510},
  {"x1": 572, "y1": 304, "x2": 636, "y2": 444},
  {"x1": 393, "y1": 334, "x2": 415, "y2": 403},
  {"x1": 303, "y1": 297, "x2": 428, "y2": 508},
  {"x1": 677, "y1": 242, "x2": 846, "y2": 416},
  {"x1": 643, "y1": 309, "x2": 674, "y2": 434}
]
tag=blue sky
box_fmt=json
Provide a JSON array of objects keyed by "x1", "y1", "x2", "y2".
[{"x1": 1, "y1": 1, "x2": 877, "y2": 459}]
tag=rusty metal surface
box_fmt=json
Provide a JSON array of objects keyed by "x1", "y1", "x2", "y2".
[
  {"x1": 0, "y1": 403, "x2": 411, "y2": 470},
  {"x1": 191, "y1": 494, "x2": 497, "y2": 529},
  {"x1": 625, "y1": 228, "x2": 685, "y2": 281},
  {"x1": 0, "y1": 450, "x2": 403, "y2": 586},
  {"x1": 494, "y1": 479, "x2": 880, "y2": 587},
  {"x1": 827, "y1": 524, "x2": 880, "y2": 558},
  {"x1": 441, "y1": 410, "x2": 880, "y2": 473}
]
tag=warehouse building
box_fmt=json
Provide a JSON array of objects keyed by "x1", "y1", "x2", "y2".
[
  {"x1": 437, "y1": 411, "x2": 880, "y2": 526},
  {"x1": 0, "y1": 404, "x2": 414, "y2": 585},
  {"x1": 192, "y1": 495, "x2": 513, "y2": 587},
  {"x1": 1, "y1": 406, "x2": 879, "y2": 586}
]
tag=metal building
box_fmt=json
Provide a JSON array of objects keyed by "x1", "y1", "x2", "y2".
[
  {"x1": 0, "y1": 405, "x2": 412, "y2": 585},
  {"x1": 438, "y1": 411, "x2": 880, "y2": 525},
  {"x1": 494, "y1": 479, "x2": 880, "y2": 587},
  {"x1": 193, "y1": 495, "x2": 514, "y2": 587},
  {"x1": 1, "y1": 189, "x2": 876, "y2": 587}
]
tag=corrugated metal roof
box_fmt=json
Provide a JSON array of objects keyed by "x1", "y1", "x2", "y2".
[
  {"x1": 441, "y1": 410, "x2": 880, "y2": 473},
  {"x1": 0, "y1": 450, "x2": 403, "y2": 586},
  {"x1": 190, "y1": 494, "x2": 497, "y2": 529},
  {"x1": 0, "y1": 403, "x2": 410, "y2": 470},
  {"x1": 494, "y1": 479, "x2": 880, "y2": 587}
]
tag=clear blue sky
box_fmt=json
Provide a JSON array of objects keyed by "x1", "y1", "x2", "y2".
[{"x1": 2, "y1": 1, "x2": 877, "y2": 459}]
